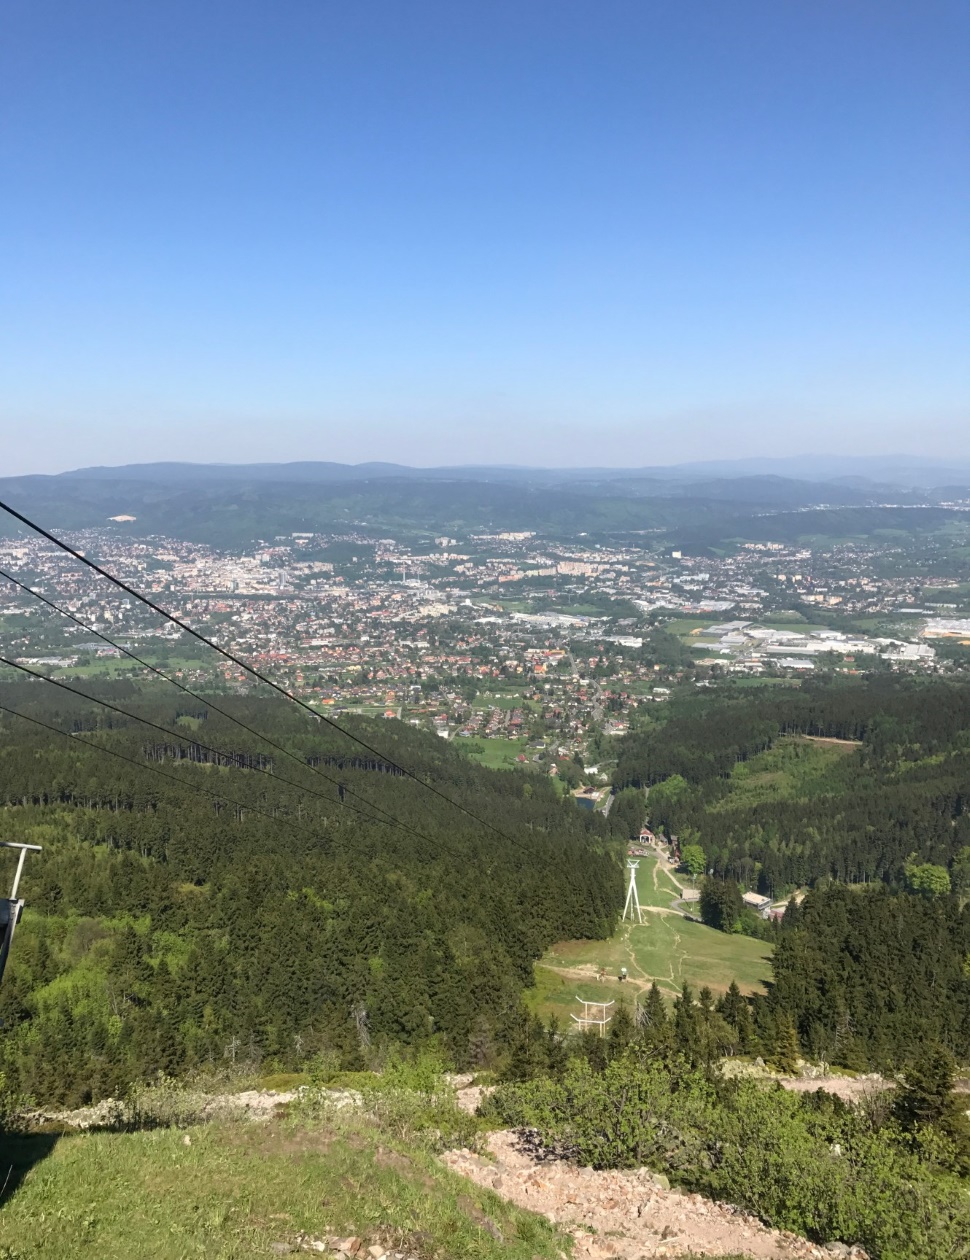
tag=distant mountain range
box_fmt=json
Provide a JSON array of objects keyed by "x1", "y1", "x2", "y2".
[
  {"x1": 1, "y1": 457, "x2": 968, "y2": 551},
  {"x1": 56, "y1": 454, "x2": 970, "y2": 489}
]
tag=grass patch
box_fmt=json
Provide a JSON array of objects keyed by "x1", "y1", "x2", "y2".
[
  {"x1": 723, "y1": 677, "x2": 802, "y2": 689},
  {"x1": 470, "y1": 693, "x2": 523, "y2": 711},
  {"x1": 255, "y1": 1072, "x2": 308, "y2": 1092},
  {"x1": 0, "y1": 1112, "x2": 568, "y2": 1259},
  {"x1": 54, "y1": 654, "x2": 213, "y2": 681},
  {"x1": 457, "y1": 737, "x2": 529, "y2": 769},
  {"x1": 530, "y1": 854, "x2": 772, "y2": 1011},
  {"x1": 556, "y1": 604, "x2": 603, "y2": 616},
  {"x1": 661, "y1": 618, "x2": 715, "y2": 639}
]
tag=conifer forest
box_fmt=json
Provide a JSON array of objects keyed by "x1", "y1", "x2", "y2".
[{"x1": 0, "y1": 682, "x2": 621, "y2": 1104}]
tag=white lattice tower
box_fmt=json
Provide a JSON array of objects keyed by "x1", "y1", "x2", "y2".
[{"x1": 622, "y1": 859, "x2": 643, "y2": 924}]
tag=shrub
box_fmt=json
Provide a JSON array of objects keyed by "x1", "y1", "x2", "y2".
[
  {"x1": 301, "y1": 1048, "x2": 484, "y2": 1154},
  {"x1": 354, "y1": 1050, "x2": 483, "y2": 1152},
  {"x1": 488, "y1": 1055, "x2": 970, "y2": 1260},
  {"x1": 0, "y1": 1070, "x2": 27, "y2": 1133}
]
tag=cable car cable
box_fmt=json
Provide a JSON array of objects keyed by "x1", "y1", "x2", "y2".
[
  {"x1": 0, "y1": 656, "x2": 427, "y2": 839},
  {"x1": 0, "y1": 498, "x2": 512, "y2": 841},
  {"x1": 0, "y1": 564, "x2": 433, "y2": 836}
]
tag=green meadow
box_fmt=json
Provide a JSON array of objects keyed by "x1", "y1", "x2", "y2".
[
  {"x1": 0, "y1": 1112, "x2": 567, "y2": 1260},
  {"x1": 457, "y1": 736, "x2": 530, "y2": 769},
  {"x1": 527, "y1": 854, "x2": 773, "y2": 1018}
]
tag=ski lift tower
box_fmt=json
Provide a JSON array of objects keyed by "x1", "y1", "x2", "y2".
[
  {"x1": 622, "y1": 859, "x2": 643, "y2": 924},
  {"x1": 0, "y1": 842, "x2": 41, "y2": 989}
]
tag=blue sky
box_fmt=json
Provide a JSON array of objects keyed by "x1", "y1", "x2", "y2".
[{"x1": 2, "y1": 0, "x2": 967, "y2": 473}]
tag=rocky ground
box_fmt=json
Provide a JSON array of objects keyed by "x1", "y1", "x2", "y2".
[
  {"x1": 774, "y1": 1075, "x2": 890, "y2": 1105},
  {"x1": 442, "y1": 1130, "x2": 867, "y2": 1260},
  {"x1": 23, "y1": 1085, "x2": 361, "y2": 1129},
  {"x1": 25, "y1": 1075, "x2": 881, "y2": 1259},
  {"x1": 268, "y1": 1234, "x2": 420, "y2": 1257}
]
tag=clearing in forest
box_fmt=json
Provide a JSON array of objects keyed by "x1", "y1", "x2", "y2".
[
  {"x1": 527, "y1": 854, "x2": 773, "y2": 1018},
  {"x1": 707, "y1": 734, "x2": 858, "y2": 812}
]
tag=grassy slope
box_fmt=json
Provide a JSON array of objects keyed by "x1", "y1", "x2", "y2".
[
  {"x1": 0, "y1": 1115, "x2": 567, "y2": 1260},
  {"x1": 527, "y1": 855, "x2": 772, "y2": 1015},
  {"x1": 554, "y1": 740, "x2": 860, "y2": 1006},
  {"x1": 457, "y1": 736, "x2": 530, "y2": 769},
  {"x1": 523, "y1": 739, "x2": 857, "y2": 1018},
  {"x1": 707, "y1": 736, "x2": 858, "y2": 813}
]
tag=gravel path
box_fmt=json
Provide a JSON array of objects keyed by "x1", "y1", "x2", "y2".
[
  {"x1": 442, "y1": 1131, "x2": 868, "y2": 1260},
  {"x1": 24, "y1": 1086, "x2": 362, "y2": 1129}
]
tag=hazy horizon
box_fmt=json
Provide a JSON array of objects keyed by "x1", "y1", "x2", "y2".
[{"x1": 9, "y1": 450, "x2": 970, "y2": 487}]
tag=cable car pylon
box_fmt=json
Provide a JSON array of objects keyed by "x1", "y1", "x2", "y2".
[
  {"x1": 0, "y1": 842, "x2": 41, "y2": 989},
  {"x1": 622, "y1": 858, "x2": 643, "y2": 924}
]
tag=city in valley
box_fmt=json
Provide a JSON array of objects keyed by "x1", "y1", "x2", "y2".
[{"x1": 3, "y1": 519, "x2": 966, "y2": 788}]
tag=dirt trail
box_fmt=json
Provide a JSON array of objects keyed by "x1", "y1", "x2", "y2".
[
  {"x1": 653, "y1": 848, "x2": 688, "y2": 896},
  {"x1": 442, "y1": 1131, "x2": 867, "y2": 1260},
  {"x1": 23, "y1": 1086, "x2": 360, "y2": 1130}
]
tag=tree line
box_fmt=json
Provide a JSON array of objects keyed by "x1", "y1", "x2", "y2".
[{"x1": 615, "y1": 677, "x2": 970, "y2": 892}]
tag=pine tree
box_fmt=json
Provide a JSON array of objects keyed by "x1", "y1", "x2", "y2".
[
  {"x1": 637, "y1": 983, "x2": 666, "y2": 1029},
  {"x1": 673, "y1": 983, "x2": 700, "y2": 1061},
  {"x1": 735, "y1": 995, "x2": 760, "y2": 1056},
  {"x1": 720, "y1": 980, "x2": 745, "y2": 1027},
  {"x1": 466, "y1": 1014, "x2": 495, "y2": 1069},
  {"x1": 771, "y1": 1017, "x2": 801, "y2": 1075},
  {"x1": 637, "y1": 982, "x2": 672, "y2": 1056},
  {"x1": 893, "y1": 1043, "x2": 970, "y2": 1174},
  {"x1": 782, "y1": 896, "x2": 801, "y2": 927},
  {"x1": 577, "y1": 1026, "x2": 607, "y2": 1071},
  {"x1": 504, "y1": 1013, "x2": 549, "y2": 1081},
  {"x1": 607, "y1": 1000, "x2": 635, "y2": 1061},
  {"x1": 718, "y1": 980, "x2": 759, "y2": 1056},
  {"x1": 893, "y1": 1044, "x2": 957, "y2": 1131},
  {"x1": 545, "y1": 1016, "x2": 568, "y2": 1078}
]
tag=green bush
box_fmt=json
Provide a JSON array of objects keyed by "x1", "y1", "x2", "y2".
[
  {"x1": 301, "y1": 1049, "x2": 484, "y2": 1154},
  {"x1": 0, "y1": 1070, "x2": 28, "y2": 1133},
  {"x1": 355, "y1": 1050, "x2": 483, "y2": 1152},
  {"x1": 488, "y1": 1055, "x2": 970, "y2": 1260},
  {"x1": 124, "y1": 1074, "x2": 215, "y2": 1129}
]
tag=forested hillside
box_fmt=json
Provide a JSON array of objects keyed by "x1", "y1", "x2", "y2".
[
  {"x1": 0, "y1": 682, "x2": 621, "y2": 1105},
  {"x1": 0, "y1": 472, "x2": 764, "y2": 548},
  {"x1": 3, "y1": 468, "x2": 968, "y2": 552},
  {"x1": 615, "y1": 678, "x2": 970, "y2": 891},
  {"x1": 766, "y1": 884, "x2": 970, "y2": 1068},
  {"x1": 611, "y1": 677, "x2": 970, "y2": 1069}
]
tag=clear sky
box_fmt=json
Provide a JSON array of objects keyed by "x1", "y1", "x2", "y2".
[{"x1": 2, "y1": 0, "x2": 968, "y2": 474}]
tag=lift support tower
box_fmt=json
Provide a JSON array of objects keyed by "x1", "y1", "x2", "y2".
[
  {"x1": 622, "y1": 858, "x2": 643, "y2": 924},
  {"x1": 0, "y1": 842, "x2": 41, "y2": 988}
]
